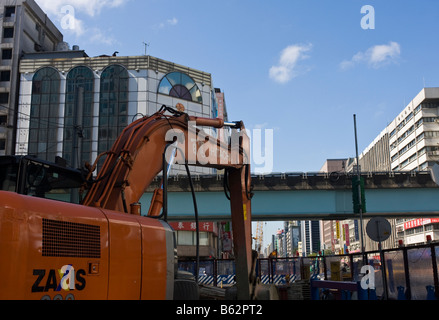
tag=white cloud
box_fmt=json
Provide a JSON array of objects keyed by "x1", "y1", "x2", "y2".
[
  {"x1": 340, "y1": 41, "x2": 401, "y2": 70},
  {"x1": 155, "y1": 17, "x2": 179, "y2": 29},
  {"x1": 35, "y1": 0, "x2": 127, "y2": 45},
  {"x1": 88, "y1": 28, "x2": 118, "y2": 46},
  {"x1": 65, "y1": 15, "x2": 85, "y2": 37},
  {"x1": 36, "y1": 0, "x2": 128, "y2": 17},
  {"x1": 167, "y1": 18, "x2": 178, "y2": 26},
  {"x1": 269, "y1": 44, "x2": 312, "y2": 84}
]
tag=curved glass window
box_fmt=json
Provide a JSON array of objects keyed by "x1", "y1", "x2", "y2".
[
  {"x1": 29, "y1": 67, "x2": 60, "y2": 161},
  {"x1": 98, "y1": 65, "x2": 129, "y2": 160},
  {"x1": 158, "y1": 72, "x2": 202, "y2": 103},
  {"x1": 63, "y1": 66, "x2": 94, "y2": 166}
]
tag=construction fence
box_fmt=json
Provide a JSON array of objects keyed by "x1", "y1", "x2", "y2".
[{"x1": 178, "y1": 242, "x2": 439, "y2": 300}]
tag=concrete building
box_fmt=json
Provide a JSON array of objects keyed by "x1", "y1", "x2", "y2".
[
  {"x1": 0, "y1": 0, "x2": 63, "y2": 156},
  {"x1": 15, "y1": 53, "x2": 222, "y2": 175},
  {"x1": 169, "y1": 221, "x2": 219, "y2": 259},
  {"x1": 358, "y1": 87, "x2": 439, "y2": 247},
  {"x1": 319, "y1": 159, "x2": 357, "y2": 254},
  {"x1": 395, "y1": 218, "x2": 439, "y2": 246},
  {"x1": 284, "y1": 221, "x2": 300, "y2": 257},
  {"x1": 360, "y1": 88, "x2": 439, "y2": 172},
  {"x1": 300, "y1": 220, "x2": 320, "y2": 256},
  {"x1": 319, "y1": 158, "x2": 348, "y2": 173}
]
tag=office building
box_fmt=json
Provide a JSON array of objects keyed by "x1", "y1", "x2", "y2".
[
  {"x1": 284, "y1": 221, "x2": 300, "y2": 257},
  {"x1": 359, "y1": 87, "x2": 439, "y2": 172},
  {"x1": 169, "y1": 221, "x2": 219, "y2": 259},
  {"x1": 318, "y1": 159, "x2": 357, "y2": 254},
  {"x1": 15, "y1": 53, "x2": 222, "y2": 176},
  {"x1": 395, "y1": 218, "x2": 439, "y2": 246},
  {"x1": 0, "y1": 0, "x2": 63, "y2": 156},
  {"x1": 300, "y1": 220, "x2": 320, "y2": 256},
  {"x1": 358, "y1": 87, "x2": 439, "y2": 246}
]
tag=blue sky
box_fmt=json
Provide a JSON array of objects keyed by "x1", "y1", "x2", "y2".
[
  {"x1": 35, "y1": 0, "x2": 439, "y2": 247},
  {"x1": 36, "y1": 0, "x2": 439, "y2": 174}
]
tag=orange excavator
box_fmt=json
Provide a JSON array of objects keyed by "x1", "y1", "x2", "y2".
[{"x1": 0, "y1": 105, "x2": 256, "y2": 300}]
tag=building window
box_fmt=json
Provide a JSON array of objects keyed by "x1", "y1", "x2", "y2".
[
  {"x1": 158, "y1": 72, "x2": 202, "y2": 103},
  {"x1": 98, "y1": 65, "x2": 129, "y2": 163},
  {"x1": 177, "y1": 231, "x2": 194, "y2": 245},
  {"x1": 0, "y1": 70, "x2": 11, "y2": 82},
  {"x1": 425, "y1": 131, "x2": 439, "y2": 138},
  {"x1": 0, "y1": 92, "x2": 9, "y2": 104},
  {"x1": 176, "y1": 231, "x2": 210, "y2": 246},
  {"x1": 29, "y1": 67, "x2": 60, "y2": 161},
  {"x1": 4, "y1": 6, "x2": 15, "y2": 18},
  {"x1": 3, "y1": 27, "x2": 14, "y2": 39},
  {"x1": 421, "y1": 102, "x2": 439, "y2": 109},
  {"x1": 2, "y1": 49, "x2": 12, "y2": 60},
  {"x1": 400, "y1": 159, "x2": 409, "y2": 169},
  {"x1": 64, "y1": 66, "x2": 95, "y2": 166}
]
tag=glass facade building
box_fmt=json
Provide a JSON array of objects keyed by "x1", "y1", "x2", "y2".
[
  {"x1": 29, "y1": 67, "x2": 60, "y2": 161},
  {"x1": 16, "y1": 54, "x2": 224, "y2": 175}
]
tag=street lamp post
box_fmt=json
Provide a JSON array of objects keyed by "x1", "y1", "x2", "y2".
[{"x1": 353, "y1": 114, "x2": 366, "y2": 263}]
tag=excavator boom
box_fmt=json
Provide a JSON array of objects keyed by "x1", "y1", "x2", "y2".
[
  {"x1": 82, "y1": 107, "x2": 248, "y2": 211},
  {"x1": 83, "y1": 106, "x2": 254, "y2": 299}
]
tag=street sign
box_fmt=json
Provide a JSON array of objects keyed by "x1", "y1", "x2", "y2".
[{"x1": 366, "y1": 217, "x2": 391, "y2": 242}]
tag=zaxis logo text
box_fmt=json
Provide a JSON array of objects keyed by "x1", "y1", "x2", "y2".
[{"x1": 32, "y1": 265, "x2": 86, "y2": 293}]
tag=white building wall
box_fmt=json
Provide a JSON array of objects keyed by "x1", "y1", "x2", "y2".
[
  {"x1": 362, "y1": 88, "x2": 439, "y2": 172},
  {"x1": 16, "y1": 57, "x2": 217, "y2": 176},
  {"x1": 360, "y1": 88, "x2": 439, "y2": 248}
]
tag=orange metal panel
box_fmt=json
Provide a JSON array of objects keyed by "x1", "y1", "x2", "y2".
[
  {"x1": 0, "y1": 191, "x2": 173, "y2": 300},
  {"x1": 105, "y1": 210, "x2": 142, "y2": 300},
  {"x1": 0, "y1": 191, "x2": 109, "y2": 300},
  {"x1": 138, "y1": 218, "x2": 170, "y2": 300}
]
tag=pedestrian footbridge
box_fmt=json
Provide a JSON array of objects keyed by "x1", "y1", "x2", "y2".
[{"x1": 141, "y1": 171, "x2": 439, "y2": 221}]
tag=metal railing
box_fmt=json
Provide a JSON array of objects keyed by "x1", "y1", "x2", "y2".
[{"x1": 178, "y1": 242, "x2": 439, "y2": 300}]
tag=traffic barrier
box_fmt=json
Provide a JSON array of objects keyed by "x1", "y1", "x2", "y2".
[
  {"x1": 310, "y1": 277, "x2": 378, "y2": 300},
  {"x1": 178, "y1": 242, "x2": 439, "y2": 300}
]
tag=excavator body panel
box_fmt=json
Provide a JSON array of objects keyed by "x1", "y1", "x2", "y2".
[{"x1": 0, "y1": 191, "x2": 174, "y2": 300}]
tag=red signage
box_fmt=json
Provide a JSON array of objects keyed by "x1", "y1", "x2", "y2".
[
  {"x1": 404, "y1": 218, "x2": 439, "y2": 230},
  {"x1": 344, "y1": 224, "x2": 350, "y2": 246},
  {"x1": 169, "y1": 222, "x2": 218, "y2": 235}
]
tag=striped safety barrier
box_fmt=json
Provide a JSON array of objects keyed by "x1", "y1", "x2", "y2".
[{"x1": 198, "y1": 274, "x2": 299, "y2": 285}]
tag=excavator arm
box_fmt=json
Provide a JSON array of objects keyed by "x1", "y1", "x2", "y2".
[{"x1": 82, "y1": 106, "x2": 255, "y2": 299}]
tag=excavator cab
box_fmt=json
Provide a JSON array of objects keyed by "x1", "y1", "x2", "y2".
[{"x1": 0, "y1": 155, "x2": 84, "y2": 203}]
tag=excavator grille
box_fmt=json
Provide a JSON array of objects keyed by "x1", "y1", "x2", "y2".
[{"x1": 42, "y1": 218, "x2": 101, "y2": 258}]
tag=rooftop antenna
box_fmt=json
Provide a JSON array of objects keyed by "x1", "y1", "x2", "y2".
[{"x1": 142, "y1": 41, "x2": 150, "y2": 56}]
